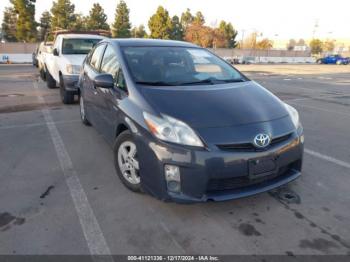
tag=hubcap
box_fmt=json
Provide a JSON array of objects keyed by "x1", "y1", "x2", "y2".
[
  {"x1": 117, "y1": 141, "x2": 140, "y2": 185},
  {"x1": 80, "y1": 96, "x2": 85, "y2": 120}
]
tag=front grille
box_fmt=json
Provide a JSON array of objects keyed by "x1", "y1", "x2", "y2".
[
  {"x1": 217, "y1": 133, "x2": 292, "y2": 152},
  {"x1": 206, "y1": 162, "x2": 295, "y2": 193},
  {"x1": 270, "y1": 133, "x2": 292, "y2": 145}
]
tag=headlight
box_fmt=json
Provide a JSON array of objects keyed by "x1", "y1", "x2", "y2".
[
  {"x1": 284, "y1": 103, "x2": 300, "y2": 129},
  {"x1": 143, "y1": 112, "x2": 204, "y2": 147},
  {"x1": 66, "y1": 64, "x2": 81, "y2": 74}
]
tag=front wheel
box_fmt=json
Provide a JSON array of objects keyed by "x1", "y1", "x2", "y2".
[
  {"x1": 39, "y1": 66, "x2": 46, "y2": 81},
  {"x1": 46, "y1": 68, "x2": 56, "y2": 89},
  {"x1": 113, "y1": 130, "x2": 142, "y2": 192},
  {"x1": 60, "y1": 75, "x2": 74, "y2": 104},
  {"x1": 79, "y1": 95, "x2": 91, "y2": 126}
]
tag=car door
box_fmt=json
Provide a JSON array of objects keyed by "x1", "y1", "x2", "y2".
[
  {"x1": 82, "y1": 43, "x2": 107, "y2": 127},
  {"x1": 330, "y1": 56, "x2": 337, "y2": 64},
  {"x1": 98, "y1": 44, "x2": 125, "y2": 143}
]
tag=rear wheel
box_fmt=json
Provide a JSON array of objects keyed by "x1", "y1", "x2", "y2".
[
  {"x1": 46, "y1": 68, "x2": 56, "y2": 89},
  {"x1": 114, "y1": 130, "x2": 142, "y2": 192},
  {"x1": 60, "y1": 75, "x2": 74, "y2": 104}
]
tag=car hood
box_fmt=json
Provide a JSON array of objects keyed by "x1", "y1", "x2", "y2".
[
  {"x1": 61, "y1": 55, "x2": 86, "y2": 67},
  {"x1": 140, "y1": 81, "x2": 289, "y2": 129}
]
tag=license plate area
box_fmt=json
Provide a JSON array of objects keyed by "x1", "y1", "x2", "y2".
[{"x1": 249, "y1": 156, "x2": 277, "y2": 179}]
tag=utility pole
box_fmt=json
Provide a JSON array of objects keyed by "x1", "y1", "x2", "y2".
[
  {"x1": 312, "y1": 19, "x2": 319, "y2": 39},
  {"x1": 241, "y1": 29, "x2": 245, "y2": 50}
]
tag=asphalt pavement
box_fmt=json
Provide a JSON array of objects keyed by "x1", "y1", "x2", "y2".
[{"x1": 0, "y1": 64, "x2": 349, "y2": 256}]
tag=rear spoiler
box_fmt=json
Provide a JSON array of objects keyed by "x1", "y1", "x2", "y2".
[{"x1": 44, "y1": 29, "x2": 111, "y2": 44}]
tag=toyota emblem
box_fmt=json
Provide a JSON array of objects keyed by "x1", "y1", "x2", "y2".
[{"x1": 253, "y1": 133, "x2": 271, "y2": 148}]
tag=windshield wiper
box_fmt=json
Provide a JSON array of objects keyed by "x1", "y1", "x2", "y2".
[
  {"x1": 135, "y1": 81, "x2": 177, "y2": 86},
  {"x1": 221, "y1": 78, "x2": 246, "y2": 83},
  {"x1": 177, "y1": 79, "x2": 216, "y2": 86},
  {"x1": 177, "y1": 78, "x2": 246, "y2": 86},
  {"x1": 136, "y1": 78, "x2": 246, "y2": 86}
]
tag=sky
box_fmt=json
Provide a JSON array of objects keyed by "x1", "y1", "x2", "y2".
[{"x1": 1, "y1": 0, "x2": 350, "y2": 42}]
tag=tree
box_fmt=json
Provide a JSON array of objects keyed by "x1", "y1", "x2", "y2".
[
  {"x1": 216, "y1": 21, "x2": 238, "y2": 48},
  {"x1": 309, "y1": 39, "x2": 323, "y2": 54},
  {"x1": 193, "y1": 11, "x2": 205, "y2": 25},
  {"x1": 71, "y1": 14, "x2": 87, "y2": 31},
  {"x1": 171, "y1": 15, "x2": 184, "y2": 40},
  {"x1": 131, "y1": 25, "x2": 147, "y2": 38},
  {"x1": 10, "y1": 0, "x2": 37, "y2": 42},
  {"x1": 323, "y1": 40, "x2": 335, "y2": 52},
  {"x1": 212, "y1": 28, "x2": 226, "y2": 48},
  {"x1": 297, "y1": 38, "x2": 306, "y2": 46},
  {"x1": 86, "y1": 3, "x2": 109, "y2": 31},
  {"x1": 184, "y1": 24, "x2": 213, "y2": 48},
  {"x1": 38, "y1": 11, "x2": 51, "y2": 41},
  {"x1": 243, "y1": 32, "x2": 258, "y2": 49},
  {"x1": 287, "y1": 39, "x2": 296, "y2": 51},
  {"x1": 256, "y1": 38, "x2": 273, "y2": 49},
  {"x1": 112, "y1": 0, "x2": 131, "y2": 38},
  {"x1": 51, "y1": 0, "x2": 76, "y2": 30},
  {"x1": 148, "y1": 6, "x2": 172, "y2": 39},
  {"x1": 180, "y1": 8, "x2": 193, "y2": 29},
  {"x1": 1, "y1": 7, "x2": 18, "y2": 42}
]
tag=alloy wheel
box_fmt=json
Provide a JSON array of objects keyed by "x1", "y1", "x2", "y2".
[{"x1": 117, "y1": 141, "x2": 140, "y2": 185}]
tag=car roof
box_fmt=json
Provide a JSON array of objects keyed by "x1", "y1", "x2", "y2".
[
  {"x1": 108, "y1": 38, "x2": 198, "y2": 48},
  {"x1": 59, "y1": 34, "x2": 108, "y2": 39}
]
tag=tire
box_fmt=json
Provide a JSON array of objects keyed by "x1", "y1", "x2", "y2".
[
  {"x1": 79, "y1": 95, "x2": 91, "y2": 126},
  {"x1": 336, "y1": 60, "x2": 342, "y2": 65},
  {"x1": 46, "y1": 68, "x2": 57, "y2": 89},
  {"x1": 316, "y1": 59, "x2": 322, "y2": 64},
  {"x1": 60, "y1": 75, "x2": 74, "y2": 104},
  {"x1": 39, "y1": 67, "x2": 46, "y2": 81},
  {"x1": 113, "y1": 130, "x2": 142, "y2": 192}
]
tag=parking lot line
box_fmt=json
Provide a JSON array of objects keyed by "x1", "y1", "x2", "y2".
[
  {"x1": 305, "y1": 148, "x2": 350, "y2": 169},
  {"x1": 0, "y1": 119, "x2": 80, "y2": 130},
  {"x1": 285, "y1": 93, "x2": 349, "y2": 103},
  {"x1": 33, "y1": 81, "x2": 113, "y2": 259},
  {"x1": 288, "y1": 101, "x2": 350, "y2": 118}
]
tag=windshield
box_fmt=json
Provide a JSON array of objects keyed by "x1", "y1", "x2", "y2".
[
  {"x1": 121, "y1": 46, "x2": 246, "y2": 86},
  {"x1": 62, "y1": 38, "x2": 102, "y2": 55}
]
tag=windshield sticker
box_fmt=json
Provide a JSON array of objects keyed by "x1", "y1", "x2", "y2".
[{"x1": 188, "y1": 49, "x2": 211, "y2": 58}]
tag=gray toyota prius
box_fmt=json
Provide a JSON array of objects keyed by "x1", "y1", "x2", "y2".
[{"x1": 78, "y1": 39, "x2": 304, "y2": 203}]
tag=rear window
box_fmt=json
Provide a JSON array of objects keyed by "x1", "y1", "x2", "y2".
[{"x1": 62, "y1": 38, "x2": 102, "y2": 55}]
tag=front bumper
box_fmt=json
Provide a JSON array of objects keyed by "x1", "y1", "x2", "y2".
[
  {"x1": 62, "y1": 75, "x2": 80, "y2": 94},
  {"x1": 136, "y1": 129, "x2": 304, "y2": 203}
]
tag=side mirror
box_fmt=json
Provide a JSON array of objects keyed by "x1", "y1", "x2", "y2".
[
  {"x1": 53, "y1": 48, "x2": 59, "y2": 56},
  {"x1": 93, "y1": 74, "x2": 114, "y2": 89}
]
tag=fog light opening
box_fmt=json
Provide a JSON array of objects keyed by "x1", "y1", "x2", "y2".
[
  {"x1": 284, "y1": 193, "x2": 295, "y2": 200},
  {"x1": 165, "y1": 165, "x2": 181, "y2": 193}
]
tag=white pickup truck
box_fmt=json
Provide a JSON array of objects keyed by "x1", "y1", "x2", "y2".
[{"x1": 44, "y1": 32, "x2": 107, "y2": 104}]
